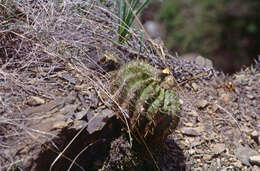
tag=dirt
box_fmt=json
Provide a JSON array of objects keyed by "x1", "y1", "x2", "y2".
[{"x1": 0, "y1": 1, "x2": 260, "y2": 171}]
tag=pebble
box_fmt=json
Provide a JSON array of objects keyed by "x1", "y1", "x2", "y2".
[
  {"x1": 252, "y1": 165, "x2": 260, "y2": 171},
  {"x1": 249, "y1": 155, "x2": 260, "y2": 166},
  {"x1": 219, "y1": 93, "x2": 230, "y2": 105},
  {"x1": 192, "y1": 82, "x2": 199, "y2": 91},
  {"x1": 211, "y1": 103, "x2": 219, "y2": 113},
  {"x1": 196, "y1": 99, "x2": 208, "y2": 109},
  {"x1": 26, "y1": 96, "x2": 45, "y2": 106},
  {"x1": 212, "y1": 143, "x2": 226, "y2": 154},
  {"x1": 234, "y1": 142, "x2": 258, "y2": 166},
  {"x1": 247, "y1": 94, "x2": 255, "y2": 100},
  {"x1": 251, "y1": 130, "x2": 259, "y2": 144},
  {"x1": 187, "y1": 110, "x2": 199, "y2": 116},
  {"x1": 181, "y1": 127, "x2": 202, "y2": 136}
]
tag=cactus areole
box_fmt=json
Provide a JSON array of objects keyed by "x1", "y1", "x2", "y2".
[{"x1": 115, "y1": 60, "x2": 181, "y2": 144}]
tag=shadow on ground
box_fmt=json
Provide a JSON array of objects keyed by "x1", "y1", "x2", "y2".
[{"x1": 28, "y1": 116, "x2": 185, "y2": 171}]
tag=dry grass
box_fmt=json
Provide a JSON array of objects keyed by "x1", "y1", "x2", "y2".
[
  {"x1": 1, "y1": 1, "x2": 251, "y2": 170},
  {"x1": 0, "y1": 0, "x2": 166, "y2": 170}
]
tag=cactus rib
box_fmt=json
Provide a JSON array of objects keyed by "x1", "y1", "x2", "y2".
[{"x1": 115, "y1": 60, "x2": 181, "y2": 144}]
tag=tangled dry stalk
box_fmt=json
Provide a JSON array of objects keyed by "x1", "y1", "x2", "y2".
[
  {"x1": 1, "y1": 0, "x2": 259, "y2": 171},
  {"x1": 0, "y1": 0, "x2": 167, "y2": 170}
]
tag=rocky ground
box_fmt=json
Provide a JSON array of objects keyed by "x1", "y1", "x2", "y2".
[{"x1": 0, "y1": 1, "x2": 260, "y2": 171}]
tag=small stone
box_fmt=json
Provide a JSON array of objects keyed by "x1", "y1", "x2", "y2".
[
  {"x1": 252, "y1": 165, "x2": 260, "y2": 171},
  {"x1": 184, "y1": 122, "x2": 194, "y2": 127},
  {"x1": 187, "y1": 110, "x2": 199, "y2": 116},
  {"x1": 251, "y1": 130, "x2": 259, "y2": 144},
  {"x1": 234, "y1": 142, "x2": 258, "y2": 166},
  {"x1": 181, "y1": 127, "x2": 201, "y2": 136},
  {"x1": 197, "y1": 100, "x2": 208, "y2": 109},
  {"x1": 59, "y1": 73, "x2": 76, "y2": 84},
  {"x1": 195, "y1": 56, "x2": 213, "y2": 68},
  {"x1": 74, "y1": 110, "x2": 88, "y2": 120},
  {"x1": 179, "y1": 98, "x2": 184, "y2": 105},
  {"x1": 191, "y1": 141, "x2": 202, "y2": 148},
  {"x1": 219, "y1": 93, "x2": 230, "y2": 105},
  {"x1": 247, "y1": 94, "x2": 255, "y2": 100},
  {"x1": 250, "y1": 155, "x2": 260, "y2": 166},
  {"x1": 211, "y1": 103, "x2": 219, "y2": 113},
  {"x1": 203, "y1": 154, "x2": 212, "y2": 160},
  {"x1": 87, "y1": 109, "x2": 115, "y2": 134},
  {"x1": 52, "y1": 121, "x2": 68, "y2": 129},
  {"x1": 233, "y1": 160, "x2": 243, "y2": 168},
  {"x1": 191, "y1": 83, "x2": 199, "y2": 91},
  {"x1": 26, "y1": 96, "x2": 45, "y2": 106},
  {"x1": 212, "y1": 143, "x2": 226, "y2": 154},
  {"x1": 188, "y1": 149, "x2": 196, "y2": 155}
]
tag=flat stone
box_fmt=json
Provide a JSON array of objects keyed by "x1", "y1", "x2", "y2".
[
  {"x1": 234, "y1": 142, "x2": 258, "y2": 166},
  {"x1": 187, "y1": 110, "x2": 199, "y2": 116},
  {"x1": 247, "y1": 94, "x2": 255, "y2": 100},
  {"x1": 87, "y1": 109, "x2": 115, "y2": 134},
  {"x1": 219, "y1": 93, "x2": 230, "y2": 105},
  {"x1": 251, "y1": 130, "x2": 259, "y2": 144},
  {"x1": 212, "y1": 143, "x2": 226, "y2": 154},
  {"x1": 191, "y1": 83, "x2": 199, "y2": 91},
  {"x1": 249, "y1": 155, "x2": 260, "y2": 166},
  {"x1": 211, "y1": 103, "x2": 219, "y2": 113},
  {"x1": 195, "y1": 56, "x2": 213, "y2": 68},
  {"x1": 181, "y1": 127, "x2": 201, "y2": 136},
  {"x1": 203, "y1": 154, "x2": 212, "y2": 160},
  {"x1": 197, "y1": 99, "x2": 208, "y2": 109},
  {"x1": 74, "y1": 110, "x2": 88, "y2": 120},
  {"x1": 52, "y1": 121, "x2": 68, "y2": 129},
  {"x1": 252, "y1": 165, "x2": 260, "y2": 171},
  {"x1": 26, "y1": 96, "x2": 45, "y2": 106}
]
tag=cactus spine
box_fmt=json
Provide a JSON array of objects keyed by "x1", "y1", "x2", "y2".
[{"x1": 115, "y1": 60, "x2": 181, "y2": 144}]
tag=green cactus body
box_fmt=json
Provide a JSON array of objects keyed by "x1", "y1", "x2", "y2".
[
  {"x1": 115, "y1": 60, "x2": 181, "y2": 144},
  {"x1": 147, "y1": 89, "x2": 165, "y2": 116}
]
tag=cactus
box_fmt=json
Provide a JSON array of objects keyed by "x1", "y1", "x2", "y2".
[{"x1": 115, "y1": 60, "x2": 181, "y2": 144}]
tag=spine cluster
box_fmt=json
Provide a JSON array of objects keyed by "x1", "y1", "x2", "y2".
[{"x1": 115, "y1": 60, "x2": 181, "y2": 143}]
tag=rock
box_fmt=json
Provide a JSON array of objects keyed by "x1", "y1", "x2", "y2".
[
  {"x1": 197, "y1": 99, "x2": 208, "y2": 109},
  {"x1": 191, "y1": 83, "x2": 199, "y2": 91},
  {"x1": 247, "y1": 94, "x2": 255, "y2": 100},
  {"x1": 187, "y1": 110, "x2": 199, "y2": 116},
  {"x1": 74, "y1": 110, "x2": 88, "y2": 120},
  {"x1": 211, "y1": 103, "x2": 219, "y2": 113},
  {"x1": 181, "y1": 127, "x2": 201, "y2": 136},
  {"x1": 188, "y1": 149, "x2": 196, "y2": 155},
  {"x1": 195, "y1": 56, "x2": 213, "y2": 68},
  {"x1": 249, "y1": 155, "x2": 260, "y2": 166},
  {"x1": 219, "y1": 93, "x2": 230, "y2": 105},
  {"x1": 191, "y1": 141, "x2": 202, "y2": 148},
  {"x1": 58, "y1": 73, "x2": 76, "y2": 84},
  {"x1": 184, "y1": 122, "x2": 194, "y2": 127},
  {"x1": 143, "y1": 21, "x2": 162, "y2": 39},
  {"x1": 203, "y1": 154, "x2": 212, "y2": 160},
  {"x1": 87, "y1": 109, "x2": 115, "y2": 134},
  {"x1": 71, "y1": 120, "x2": 87, "y2": 130},
  {"x1": 179, "y1": 98, "x2": 184, "y2": 105},
  {"x1": 234, "y1": 142, "x2": 258, "y2": 166},
  {"x1": 52, "y1": 121, "x2": 68, "y2": 129},
  {"x1": 251, "y1": 130, "x2": 259, "y2": 144},
  {"x1": 26, "y1": 96, "x2": 45, "y2": 106},
  {"x1": 252, "y1": 165, "x2": 260, "y2": 171},
  {"x1": 233, "y1": 160, "x2": 243, "y2": 168},
  {"x1": 212, "y1": 143, "x2": 226, "y2": 154}
]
